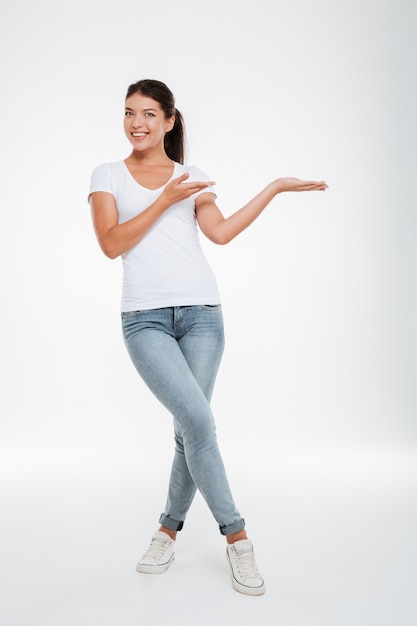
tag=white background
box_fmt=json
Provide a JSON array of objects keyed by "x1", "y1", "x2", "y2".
[{"x1": 1, "y1": 1, "x2": 416, "y2": 624}]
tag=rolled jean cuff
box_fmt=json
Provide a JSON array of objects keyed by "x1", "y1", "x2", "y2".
[
  {"x1": 159, "y1": 514, "x2": 184, "y2": 532},
  {"x1": 219, "y1": 518, "x2": 245, "y2": 536}
]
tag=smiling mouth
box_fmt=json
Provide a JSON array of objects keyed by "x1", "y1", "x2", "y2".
[{"x1": 132, "y1": 132, "x2": 148, "y2": 137}]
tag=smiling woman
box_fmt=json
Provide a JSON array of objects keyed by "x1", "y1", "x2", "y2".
[
  {"x1": 125, "y1": 78, "x2": 185, "y2": 166},
  {"x1": 124, "y1": 96, "x2": 174, "y2": 161},
  {"x1": 123, "y1": 95, "x2": 177, "y2": 191},
  {"x1": 88, "y1": 78, "x2": 327, "y2": 596}
]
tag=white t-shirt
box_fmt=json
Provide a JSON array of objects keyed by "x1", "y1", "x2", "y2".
[{"x1": 89, "y1": 161, "x2": 221, "y2": 311}]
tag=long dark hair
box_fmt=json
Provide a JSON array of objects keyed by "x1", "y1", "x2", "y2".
[{"x1": 125, "y1": 79, "x2": 186, "y2": 164}]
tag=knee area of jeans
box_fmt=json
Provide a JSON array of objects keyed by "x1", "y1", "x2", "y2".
[
  {"x1": 174, "y1": 429, "x2": 214, "y2": 454},
  {"x1": 183, "y1": 434, "x2": 218, "y2": 456},
  {"x1": 179, "y1": 418, "x2": 216, "y2": 440},
  {"x1": 182, "y1": 424, "x2": 217, "y2": 448}
]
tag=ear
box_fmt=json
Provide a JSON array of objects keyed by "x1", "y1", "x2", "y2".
[{"x1": 165, "y1": 115, "x2": 175, "y2": 133}]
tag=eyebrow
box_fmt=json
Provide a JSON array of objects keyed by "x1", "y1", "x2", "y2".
[{"x1": 125, "y1": 107, "x2": 158, "y2": 112}]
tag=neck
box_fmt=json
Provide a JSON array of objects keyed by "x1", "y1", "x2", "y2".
[{"x1": 127, "y1": 146, "x2": 172, "y2": 167}]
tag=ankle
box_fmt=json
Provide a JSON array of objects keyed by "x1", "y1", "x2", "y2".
[
  {"x1": 226, "y1": 530, "x2": 248, "y2": 545},
  {"x1": 158, "y1": 526, "x2": 177, "y2": 541}
]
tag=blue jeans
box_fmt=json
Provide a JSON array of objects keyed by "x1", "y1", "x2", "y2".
[{"x1": 121, "y1": 305, "x2": 244, "y2": 536}]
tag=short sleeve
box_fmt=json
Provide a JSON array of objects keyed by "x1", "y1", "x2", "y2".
[
  {"x1": 88, "y1": 163, "x2": 113, "y2": 202},
  {"x1": 187, "y1": 165, "x2": 217, "y2": 199}
]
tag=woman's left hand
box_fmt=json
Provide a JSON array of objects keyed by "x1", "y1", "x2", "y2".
[{"x1": 275, "y1": 178, "x2": 328, "y2": 193}]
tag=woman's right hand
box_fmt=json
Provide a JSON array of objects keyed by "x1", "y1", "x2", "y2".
[{"x1": 161, "y1": 172, "x2": 215, "y2": 205}]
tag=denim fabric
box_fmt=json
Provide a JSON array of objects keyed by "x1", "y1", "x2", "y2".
[{"x1": 121, "y1": 305, "x2": 244, "y2": 535}]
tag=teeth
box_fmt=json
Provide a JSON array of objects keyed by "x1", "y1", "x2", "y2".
[{"x1": 133, "y1": 133, "x2": 146, "y2": 137}]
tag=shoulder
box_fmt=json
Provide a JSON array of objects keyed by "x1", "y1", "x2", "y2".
[
  {"x1": 89, "y1": 161, "x2": 125, "y2": 197},
  {"x1": 175, "y1": 163, "x2": 211, "y2": 181},
  {"x1": 90, "y1": 161, "x2": 125, "y2": 186},
  {"x1": 91, "y1": 161, "x2": 124, "y2": 177}
]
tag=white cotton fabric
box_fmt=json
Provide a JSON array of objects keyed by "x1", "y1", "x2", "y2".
[{"x1": 89, "y1": 161, "x2": 221, "y2": 311}]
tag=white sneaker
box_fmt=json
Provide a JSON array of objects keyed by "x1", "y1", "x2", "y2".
[
  {"x1": 226, "y1": 539, "x2": 265, "y2": 596},
  {"x1": 136, "y1": 531, "x2": 175, "y2": 574}
]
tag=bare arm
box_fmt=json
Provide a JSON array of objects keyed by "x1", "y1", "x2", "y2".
[
  {"x1": 90, "y1": 172, "x2": 215, "y2": 258},
  {"x1": 196, "y1": 177, "x2": 328, "y2": 245}
]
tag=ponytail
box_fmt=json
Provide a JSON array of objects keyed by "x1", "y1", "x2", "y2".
[{"x1": 164, "y1": 109, "x2": 186, "y2": 164}]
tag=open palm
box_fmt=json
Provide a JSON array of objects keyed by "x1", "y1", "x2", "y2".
[{"x1": 277, "y1": 177, "x2": 328, "y2": 192}]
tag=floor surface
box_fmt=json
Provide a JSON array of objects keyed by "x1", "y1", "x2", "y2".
[{"x1": 2, "y1": 444, "x2": 416, "y2": 626}]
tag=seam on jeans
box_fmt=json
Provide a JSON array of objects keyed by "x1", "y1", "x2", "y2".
[{"x1": 198, "y1": 304, "x2": 222, "y2": 311}]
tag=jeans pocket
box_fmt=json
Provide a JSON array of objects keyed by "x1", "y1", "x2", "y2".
[{"x1": 121, "y1": 310, "x2": 144, "y2": 319}]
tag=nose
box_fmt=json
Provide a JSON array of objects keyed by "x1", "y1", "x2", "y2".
[{"x1": 132, "y1": 114, "x2": 144, "y2": 128}]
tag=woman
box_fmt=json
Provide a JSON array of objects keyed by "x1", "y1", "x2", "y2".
[{"x1": 89, "y1": 79, "x2": 327, "y2": 596}]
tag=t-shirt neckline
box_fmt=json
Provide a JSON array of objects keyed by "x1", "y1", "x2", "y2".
[{"x1": 122, "y1": 160, "x2": 177, "y2": 191}]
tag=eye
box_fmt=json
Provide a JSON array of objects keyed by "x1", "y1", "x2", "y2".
[
  {"x1": 145, "y1": 112, "x2": 156, "y2": 117},
  {"x1": 124, "y1": 111, "x2": 134, "y2": 116}
]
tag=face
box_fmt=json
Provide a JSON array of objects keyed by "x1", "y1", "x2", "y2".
[{"x1": 124, "y1": 93, "x2": 175, "y2": 153}]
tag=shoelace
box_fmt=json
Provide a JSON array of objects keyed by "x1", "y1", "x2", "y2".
[
  {"x1": 234, "y1": 550, "x2": 261, "y2": 579},
  {"x1": 142, "y1": 538, "x2": 169, "y2": 561}
]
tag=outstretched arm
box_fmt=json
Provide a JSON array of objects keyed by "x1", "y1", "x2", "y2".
[{"x1": 195, "y1": 177, "x2": 328, "y2": 245}]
